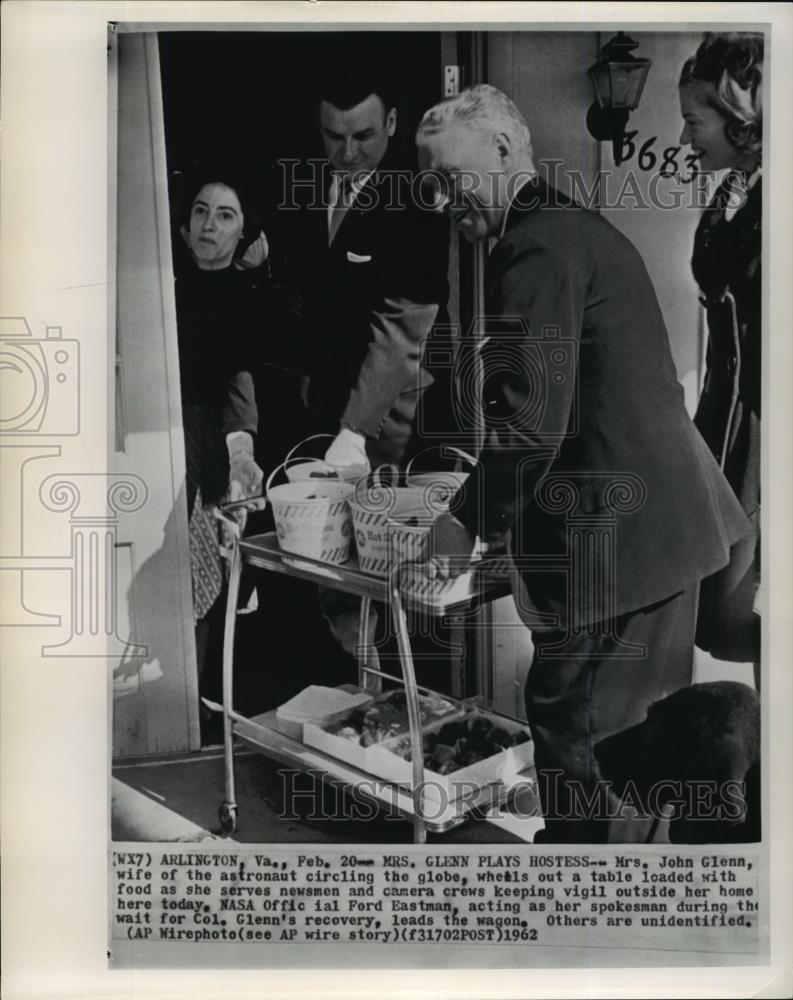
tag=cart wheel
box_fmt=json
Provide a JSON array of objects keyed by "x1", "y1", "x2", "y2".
[{"x1": 218, "y1": 802, "x2": 238, "y2": 835}]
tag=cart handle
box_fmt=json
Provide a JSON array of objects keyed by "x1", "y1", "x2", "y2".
[
  {"x1": 389, "y1": 555, "x2": 436, "y2": 835},
  {"x1": 213, "y1": 503, "x2": 248, "y2": 541}
]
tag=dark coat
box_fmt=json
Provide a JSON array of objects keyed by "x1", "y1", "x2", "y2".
[
  {"x1": 692, "y1": 174, "x2": 761, "y2": 479},
  {"x1": 294, "y1": 161, "x2": 451, "y2": 465},
  {"x1": 691, "y1": 174, "x2": 761, "y2": 662},
  {"x1": 452, "y1": 178, "x2": 753, "y2": 630}
]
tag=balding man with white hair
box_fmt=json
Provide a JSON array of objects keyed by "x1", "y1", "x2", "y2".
[{"x1": 416, "y1": 85, "x2": 752, "y2": 843}]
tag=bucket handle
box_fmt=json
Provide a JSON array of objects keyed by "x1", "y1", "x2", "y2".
[
  {"x1": 265, "y1": 458, "x2": 304, "y2": 497},
  {"x1": 267, "y1": 449, "x2": 353, "y2": 496},
  {"x1": 284, "y1": 433, "x2": 336, "y2": 466},
  {"x1": 368, "y1": 463, "x2": 400, "y2": 487},
  {"x1": 351, "y1": 463, "x2": 403, "y2": 513},
  {"x1": 355, "y1": 463, "x2": 401, "y2": 497},
  {"x1": 405, "y1": 445, "x2": 476, "y2": 479},
  {"x1": 265, "y1": 461, "x2": 285, "y2": 497},
  {"x1": 263, "y1": 454, "x2": 358, "y2": 499}
]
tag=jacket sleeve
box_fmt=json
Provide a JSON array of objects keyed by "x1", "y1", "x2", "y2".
[
  {"x1": 341, "y1": 298, "x2": 439, "y2": 436},
  {"x1": 223, "y1": 370, "x2": 258, "y2": 437},
  {"x1": 341, "y1": 209, "x2": 449, "y2": 438},
  {"x1": 451, "y1": 235, "x2": 585, "y2": 545}
]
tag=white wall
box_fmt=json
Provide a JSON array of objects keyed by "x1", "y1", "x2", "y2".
[
  {"x1": 489, "y1": 30, "x2": 600, "y2": 183},
  {"x1": 490, "y1": 29, "x2": 705, "y2": 404},
  {"x1": 598, "y1": 31, "x2": 706, "y2": 413}
]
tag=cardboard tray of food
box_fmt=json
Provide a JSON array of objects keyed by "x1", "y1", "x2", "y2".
[
  {"x1": 302, "y1": 688, "x2": 458, "y2": 771},
  {"x1": 367, "y1": 709, "x2": 534, "y2": 809},
  {"x1": 271, "y1": 686, "x2": 374, "y2": 741}
]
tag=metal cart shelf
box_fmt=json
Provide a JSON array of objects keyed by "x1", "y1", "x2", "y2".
[{"x1": 215, "y1": 515, "x2": 538, "y2": 843}]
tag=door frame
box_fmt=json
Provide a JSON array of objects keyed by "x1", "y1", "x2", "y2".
[{"x1": 110, "y1": 29, "x2": 200, "y2": 757}]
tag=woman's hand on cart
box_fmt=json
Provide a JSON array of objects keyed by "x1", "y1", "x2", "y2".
[
  {"x1": 226, "y1": 431, "x2": 265, "y2": 531},
  {"x1": 424, "y1": 512, "x2": 477, "y2": 580}
]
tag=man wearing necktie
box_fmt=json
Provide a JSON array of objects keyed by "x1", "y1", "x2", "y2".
[
  {"x1": 282, "y1": 67, "x2": 452, "y2": 663},
  {"x1": 294, "y1": 67, "x2": 451, "y2": 470}
]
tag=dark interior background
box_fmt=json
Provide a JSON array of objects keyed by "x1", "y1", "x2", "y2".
[
  {"x1": 159, "y1": 30, "x2": 447, "y2": 263},
  {"x1": 157, "y1": 30, "x2": 463, "y2": 731}
]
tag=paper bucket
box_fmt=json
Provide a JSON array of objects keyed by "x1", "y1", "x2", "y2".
[
  {"x1": 266, "y1": 465, "x2": 355, "y2": 565},
  {"x1": 349, "y1": 482, "x2": 435, "y2": 577}
]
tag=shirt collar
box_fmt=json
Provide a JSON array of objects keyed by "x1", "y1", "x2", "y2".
[{"x1": 724, "y1": 167, "x2": 762, "y2": 222}]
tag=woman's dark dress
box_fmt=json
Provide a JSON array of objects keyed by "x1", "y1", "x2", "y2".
[
  {"x1": 692, "y1": 173, "x2": 761, "y2": 662},
  {"x1": 176, "y1": 264, "x2": 258, "y2": 509},
  {"x1": 175, "y1": 258, "x2": 346, "y2": 714},
  {"x1": 175, "y1": 263, "x2": 258, "y2": 620}
]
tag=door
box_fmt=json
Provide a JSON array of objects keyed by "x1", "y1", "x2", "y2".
[{"x1": 111, "y1": 30, "x2": 200, "y2": 757}]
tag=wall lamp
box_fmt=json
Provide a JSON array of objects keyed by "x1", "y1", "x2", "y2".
[{"x1": 586, "y1": 32, "x2": 652, "y2": 165}]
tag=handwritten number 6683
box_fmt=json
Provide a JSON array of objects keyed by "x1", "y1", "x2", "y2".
[{"x1": 618, "y1": 133, "x2": 699, "y2": 181}]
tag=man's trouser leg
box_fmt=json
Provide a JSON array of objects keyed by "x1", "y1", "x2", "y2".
[{"x1": 525, "y1": 586, "x2": 697, "y2": 843}]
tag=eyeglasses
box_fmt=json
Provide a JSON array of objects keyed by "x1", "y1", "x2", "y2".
[{"x1": 420, "y1": 172, "x2": 459, "y2": 213}]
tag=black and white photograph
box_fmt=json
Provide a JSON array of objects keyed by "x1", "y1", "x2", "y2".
[
  {"x1": 2, "y1": 2, "x2": 792, "y2": 997},
  {"x1": 111, "y1": 23, "x2": 764, "y2": 843}
]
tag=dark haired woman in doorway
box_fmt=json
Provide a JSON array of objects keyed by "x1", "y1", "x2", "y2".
[{"x1": 174, "y1": 173, "x2": 265, "y2": 723}]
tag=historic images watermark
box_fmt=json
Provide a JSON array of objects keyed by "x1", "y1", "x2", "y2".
[
  {"x1": 275, "y1": 159, "x2": 731, "y2": 214},
  {"x1": 277, "y1": 769, "x2": 753, "y2": 828}
]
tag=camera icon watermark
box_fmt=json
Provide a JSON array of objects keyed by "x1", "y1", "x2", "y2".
[
  {"x1": 0, "y1": 316, "x2": 146, "y2": 657},
  {"x1": 417, "y1": 315, "x2": 579, "y2": 446},
  {"x1": 0, "y1": 317, "x2": 80, "y2": 435}
]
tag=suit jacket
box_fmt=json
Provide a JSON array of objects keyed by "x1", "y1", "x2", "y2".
[
  {"x1": 295, "y1": 160, "x2": 450, "y2": 464},
  {"x1": 452, "y1": 178, "x2": 752, "y2": 629}
]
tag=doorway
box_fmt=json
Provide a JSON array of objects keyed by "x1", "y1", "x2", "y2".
[
  {"x1": 156, "y1": 29, "x2": 466, "y2": 745},
  {"x1": 158, "y1": 30, "x2": 446, "y2": 263}
]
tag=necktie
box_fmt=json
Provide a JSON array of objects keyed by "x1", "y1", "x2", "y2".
[{"x1": 328, "y1": 176, "x2": 351, "y2": 246}]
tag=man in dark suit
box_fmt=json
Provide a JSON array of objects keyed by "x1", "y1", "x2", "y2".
[
  {"x1": 285, "y1": 68, "x2": 451, "y2": 660},
  {"x1": 416, "y1": 85, "x2": 753, "y2": 843},
  {"x1": 294, "y1": 69, "x2": 450, "y2": 469}
]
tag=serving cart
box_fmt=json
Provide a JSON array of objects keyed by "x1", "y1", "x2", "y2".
[{"x1": 213, "y1": 506, "x2": 540, "y2": 844}]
